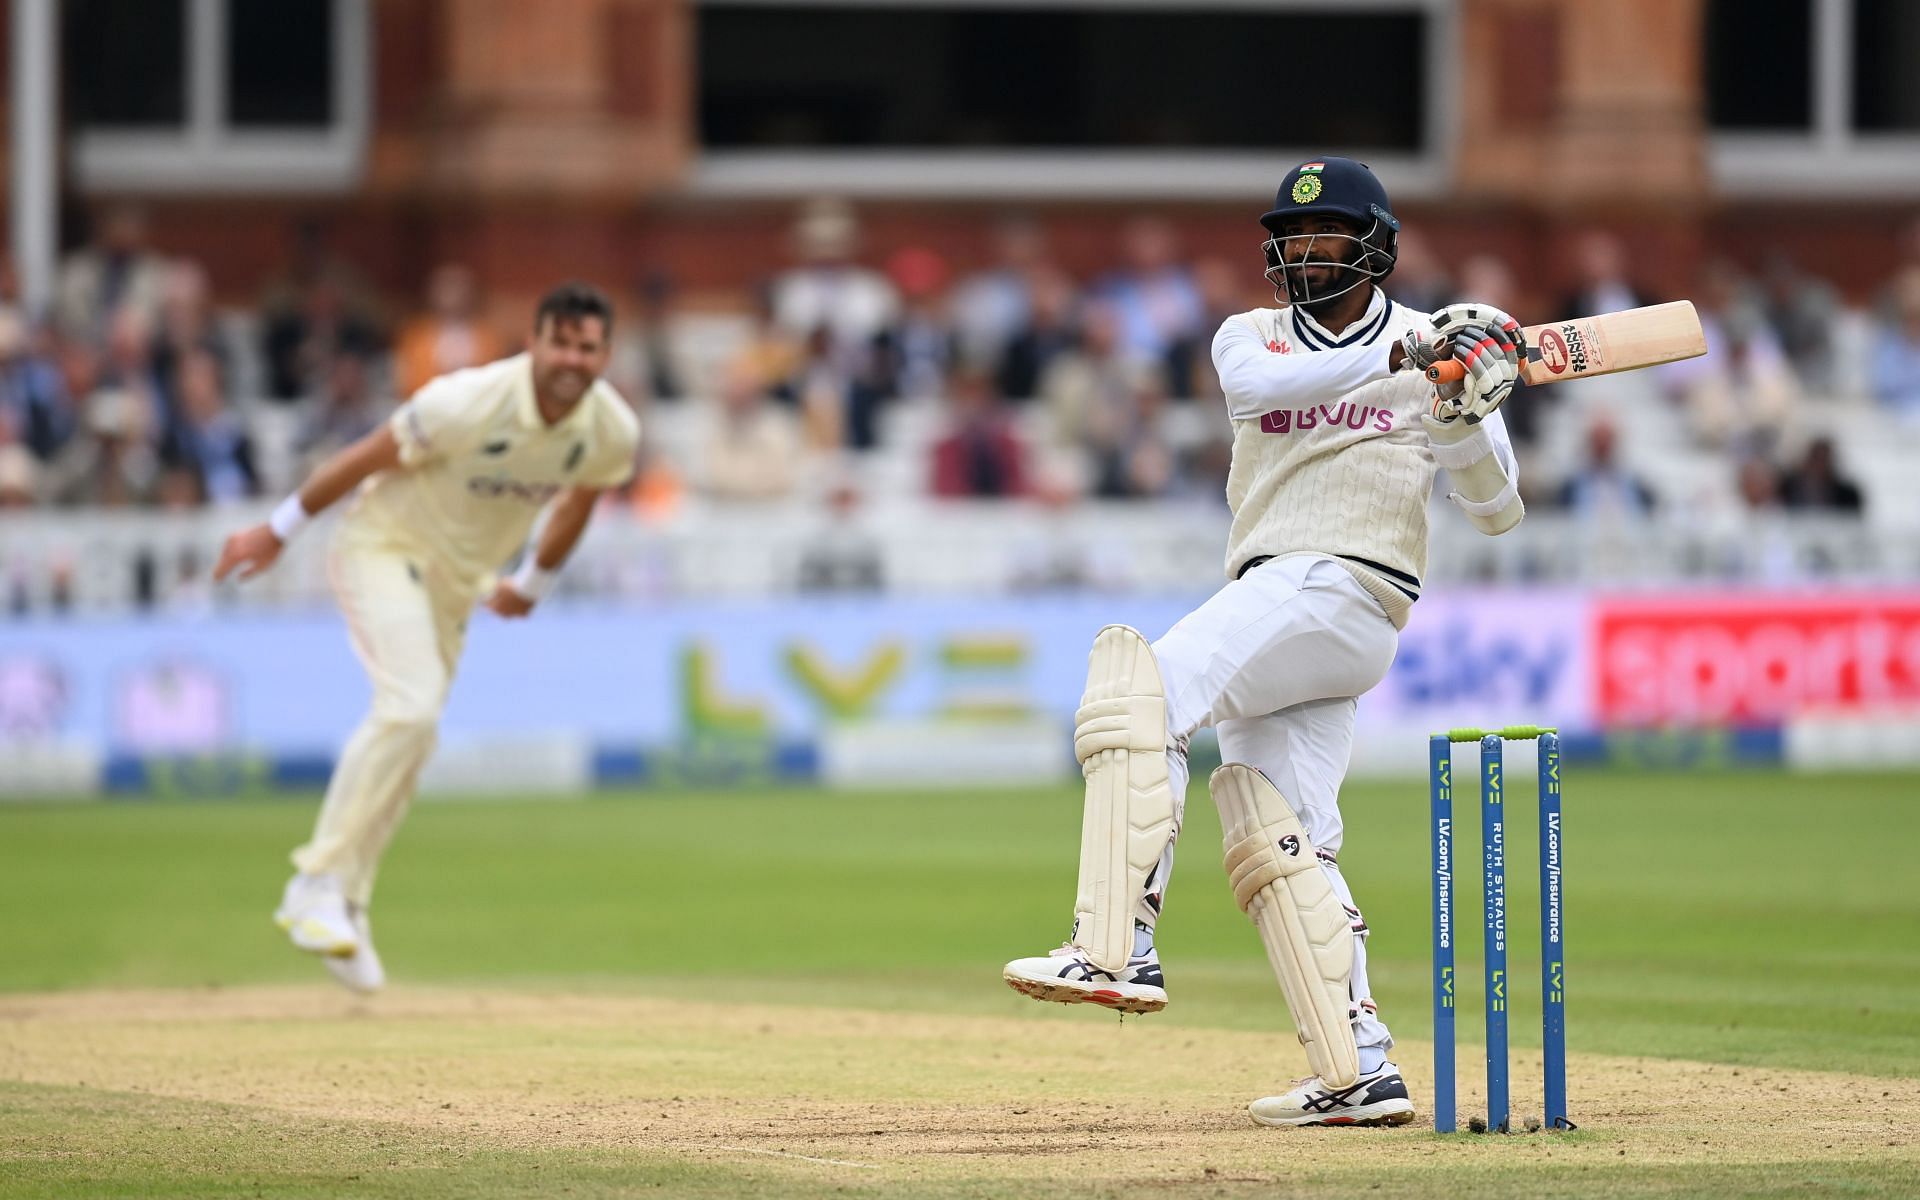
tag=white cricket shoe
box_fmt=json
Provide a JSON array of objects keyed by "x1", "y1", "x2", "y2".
[
  {"x1": 1002, "y1": 944, "x2": 1168, "y2": 1014},
  {"x1": 273, "y1": 873, "x2": 359, "y2": 958},
  {"x1": 322, "y1": 906, "x2": 385, "y2": 994},
  {"x1": 1249, "y1": 1062, "x2": 1417, "y2": 1128}
]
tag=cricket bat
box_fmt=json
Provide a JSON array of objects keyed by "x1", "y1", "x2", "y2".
[{"x1": 1425, "y1": 300, "x2": 1706, "y2": 387}]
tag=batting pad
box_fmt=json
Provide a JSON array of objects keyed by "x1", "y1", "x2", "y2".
[
  {"x1": 1070, "y1": 625, "x2": 1177, "y2": 974},
  {"x1": 1213, "y1": 763, "x2": 1360, "y2": 1089}
]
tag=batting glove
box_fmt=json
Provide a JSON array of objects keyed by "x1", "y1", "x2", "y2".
[
  {"x1": 1431, "y1": 302, "x2": 1526, "y2": 370},
  {"x1": 1397, "y1": 326, "x2": 1449, "y2": 372},
  {"x1": 1444, "y1": 321, "x2": 1522, "y2": 421}
]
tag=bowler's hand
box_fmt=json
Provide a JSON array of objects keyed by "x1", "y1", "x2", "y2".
[
  {"x1": 213, "y1": 523, "x2": 284, "y2": 582},
  {"x1": 482, "y1": 582, "x2": 536, "y2": 618}
]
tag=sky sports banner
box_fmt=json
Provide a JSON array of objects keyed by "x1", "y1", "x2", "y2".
[{"x1": 0, "y1": 589, "x2": 1914, "y2": 788}]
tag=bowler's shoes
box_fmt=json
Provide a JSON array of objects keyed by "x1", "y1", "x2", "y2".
[
  {"x1": 274, "y1": 873, "x2": 359, "y2": 958},
  {"x1": 323, "y1": 906, "x2": 385, "y2": 995},
  {"x1": 1249, "y1": 1062, "x2": 1417, "y2": 1128},
  {"x1": 1002, "y1": 944, "x2": 1168, "y2": 1014}
]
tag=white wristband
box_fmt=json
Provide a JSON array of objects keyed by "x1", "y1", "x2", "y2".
[
  {"x1": 509, "y1": 560, "x2": 557, "y2": 601},
  {"x1": 268, "y1": 495, "x2": 311, "y2": 543}
]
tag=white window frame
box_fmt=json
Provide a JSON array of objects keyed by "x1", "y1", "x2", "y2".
[
  {"x1": 688, "y1": 0, "x2": 1457, "y2": 201},
  {"x1": 1711, "y1": 0, "x2": 1920, "y2": 196},
  {"x1": 72, "y1": 0, "x2": 371, "y2": 194}
]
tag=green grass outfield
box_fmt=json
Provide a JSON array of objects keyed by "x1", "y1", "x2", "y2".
[{"x1": 3, "y1": 768, "x2": 1918, "y2": 1197}]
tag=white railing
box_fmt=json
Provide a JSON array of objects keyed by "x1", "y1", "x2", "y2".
[{"x1": 2, "y1": 501, "x2": 1913, "y2": 614}]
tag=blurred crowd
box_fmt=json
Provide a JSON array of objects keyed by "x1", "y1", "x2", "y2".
[{"x1": 6, "y1": 199, "x2": 1920, "y2": 530}]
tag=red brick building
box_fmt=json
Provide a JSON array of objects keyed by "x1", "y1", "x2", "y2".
[{"x1": 5, "y1": 0, "x2": 1916, "y2": 318}]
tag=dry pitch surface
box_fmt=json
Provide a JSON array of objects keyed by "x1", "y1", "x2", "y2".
[{"x1": 4, "y1": 987, "x2": 1916, "y2": 1199}]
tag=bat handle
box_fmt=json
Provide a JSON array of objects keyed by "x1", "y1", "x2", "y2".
[{"x1": 1425, "y1": 360, "x2": 1466, "y2": 385}]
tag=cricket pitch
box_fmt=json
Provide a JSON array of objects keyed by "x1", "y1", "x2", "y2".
[{"x1": 4, "y1": 987, "x2": 1916, "y2": 1198}]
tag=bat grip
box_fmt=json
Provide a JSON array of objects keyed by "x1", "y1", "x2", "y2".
[{"x1": 1425, "y1": 360, "x2": 1466, "y2": 385}]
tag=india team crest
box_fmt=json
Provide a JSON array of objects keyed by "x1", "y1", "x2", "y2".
[{"x1": 1291, "y1": 174, "x2": 1323, "y2": 204}]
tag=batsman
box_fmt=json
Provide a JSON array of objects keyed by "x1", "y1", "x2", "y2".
[
  {"x1": 214, "y1": 283, "x2": 639, "y2": 995},
  {"x1": 1003, "y1": 158, "x2": 1528, "y2": 1127}
]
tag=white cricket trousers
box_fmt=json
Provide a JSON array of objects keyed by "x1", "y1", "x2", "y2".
[
  {"x1": 290, "y1": 530, "x2": 470, "y2": 907},
  {"x1": 1150, "y1": 553, "x2": 1401, "y2": 1055}
]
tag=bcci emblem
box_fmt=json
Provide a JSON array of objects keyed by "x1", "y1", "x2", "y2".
[{"x1": 1290, "y1": 174, "x2": 1323, "y2": 204}]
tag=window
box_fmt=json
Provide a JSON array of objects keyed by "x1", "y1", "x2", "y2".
[
  {"x1": 227, "y1": 0, "x2": 335, "y2": 128},
  {"x1": 66, "y1": 0, "x2": 369, "y2": 192},
  {"x1": 63, "y1": 0, "x2": 188, "y2": 129},
  {"x1": 1852, "y1": 0, "x2": 1920, "y2": 132},
  {"x1": 1704, "y1": 0, "x2": 1811, "y2": 132},
  {"x1": 1709, "y1": 0, "x2": 1920, "y2": 194},
  {"x1": 691, "y1": 0, "x2": 1453, "y2": 199}
]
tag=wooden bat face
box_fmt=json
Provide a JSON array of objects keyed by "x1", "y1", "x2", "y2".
[{"x1": 1427, "y1": 301, "x2": 1707, "y2": 386}]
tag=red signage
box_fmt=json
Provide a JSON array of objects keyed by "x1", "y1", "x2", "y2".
[{"x1": 1595, "y1": 594, "x2": 1920, "y2": 724}]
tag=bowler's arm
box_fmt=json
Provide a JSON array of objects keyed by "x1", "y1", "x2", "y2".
[
  {"x1": 213, "y1": 426, "x2": 403, "y2": 582},
  {"x1": 483, "y1": 485, "x2": 604, "y2": 618}
]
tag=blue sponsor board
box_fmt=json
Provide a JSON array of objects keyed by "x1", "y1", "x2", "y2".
[
  {"x1": 0, "y1": 590, "x2": 1593, "y2": 756},
  {"x1": 70, "y1": 726, "x2": 1787, "y2": 800}
]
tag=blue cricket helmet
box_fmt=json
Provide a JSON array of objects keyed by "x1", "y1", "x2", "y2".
[
  {"x1": 1258, "y1": 156, "x2": 1401, "y2": 304},
  {"x1": 1259, "y1": 156, "x2": 1401, "y2": 238}
]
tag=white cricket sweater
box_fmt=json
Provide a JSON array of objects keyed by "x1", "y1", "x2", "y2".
[{"x1": 1210, "y1": 289, "x2": 1518, "y2": 629}]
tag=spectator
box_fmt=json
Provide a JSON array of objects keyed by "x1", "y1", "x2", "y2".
[
  {"x1": 0, "y1": 309, "x2": 74, "y2": 461},
  {"x1": 262, "y1": 271, "x2": 384, "y2": 404},
  {"x1": 616, "y1": 441, "x2": 685, "y2": 524},
  {"x1": 1735, "y1": 453, "x2": 1781, "y2": 512},
  {"x1": 796, "y1": 479, "x2": 885, "y2": 593},
  {"x1": 1557, "y1": 230, "x2": 1650, "y2": 322},
  {"x1": 609, "y1": 270, "x2": 687, "y2": 406},
  {"x1": 54, "y1": 203, "x2": 167, "y2": 341},
  {"x1": 794, "y1": 325, "x2": 886, "y2": 453},
  {"x1": 951, "y1": 216, "x2": 1050, "y2": 370},
  {"x1": 98, "y1": 308, "x2": 168, "y2": 442},
  {"x1": 154, "y1": 463, "x2": 207, "y2": 510},
  {"x1": 1184, "y1": 255, "x2": 1261, "y2": 401},
  {"x1": 874, "y1": 245, "x2": 956, "y2": 401},
  {"x1": 260, "y1": 222, "x2": 385, "y2": 404},
  {"x1": 1098, "y1": 216, "x2": 1203, "y2": 384},
  {"x1": 699, "y1": 365, "x2": 802, "y2": 503},
  {"x1": 770, "y1": 198, "x2": 898, "y2": 366},
  {"x1": 995, "y1": 268, "x2": 1079, "y2": 403},
  {"x1": 1089, "y1": 363, "x2": 1179, "y2": 500},
  {"x1": 162, "y1": 348, "x2": 257, "y2": 504},
  {"x1": 1456, "y1": 253, "x2": 1549, "y2": 446},
  {"x1": 1458, "y1": 254, "x2": 1523, "y2": 314},
  {"x1": 1038, "y1": 301, "x2": 1140, "y2": 459},
  {"x1": 1870, "y1": 268, "x2": 1920, "y2": 418},
  {"x1": 1728, "y1": 453, "x2": 1802, "y2": 582},
  {"x1": 1778, "y1": 436, "x2": 1864, "y2": 513},
  {"x1": 930, "y1": 371, "x2": 1028, "y2": 498},
  {"x1": 296, "y1": 353, "x2": 384, "y2": 473},
  {"x1": 1555, "y1": 420, "x2": 1656, "y2": 519},
  {"x1": 0, "y1": 441, "x2": 39, "y2": 508},
  {"x1": 1384, "y1": 228, "x2": 1452, "y2": 314},
  {"x1": 727, "y1": 283, "x2": 805, "y2": 406},
  {"x1": 1678, "y1": 261, "x2": 1796, "y2": 453},
  {"x1": 393, "y1": 264, "x2": 502, "y2": 398},
  {"x1": 52, "y1": 386, "x2": 159, "y2": 507},
  {"x1": 1879, "y1": 213, "x2": 1920, "y2": 314},
  {"x1": 1759, "y1": 254, "x2": 1841, "y2": 393},
  {"x1": 151, "y1": 261, "x2": 231, "y2": 423}
]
